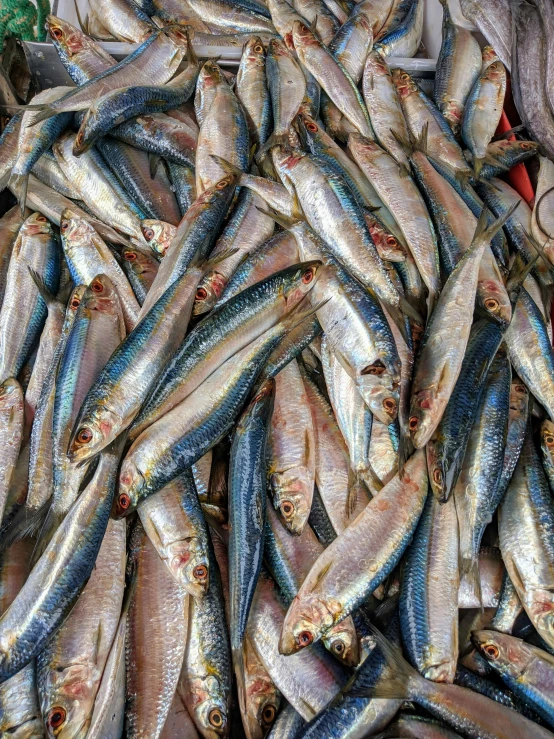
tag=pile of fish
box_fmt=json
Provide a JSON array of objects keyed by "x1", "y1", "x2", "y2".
[{"x1": 1, "y1": 0, "x2": 554, "y2": 735}]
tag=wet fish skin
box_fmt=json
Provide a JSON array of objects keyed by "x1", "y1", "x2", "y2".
[
  {"x1": 499, "y1": 430, "x2": 554, "y2": 652},
  {"x1": 45, "y1": 15, "x2": 116, "y2": 83},
  {"x1": 236, "y1": 37, "x2": 272, "y2": 149},
  {"x1": 0, "y1": 207, "x2": 26, "y2": 309},
  {"x1": 279, "y1": 449, "x2": 428, "y2": 654},
  {"x1": 505, "y1": 288, "x2": 554, "y2": 421},
  {"x1": 37, "y1": 518, "x2": 125, "y2": 739},
  {"x1": 426, "y1": 321, "x2": 505, "y2": 503},
  {"x1": 179, "y1": 539, "x2": 231, "y2": 739},
  {"x1": 89, "y1": 0, "x2": 154, "y2": 42},
  {"x1": 266, "y1": 704, "x2": 304, "y2": 739},
  {"x1": 491, "y1": 570, "x2": 524, "y2": 635},
  {"x1": 374, "y1": 0, "x2": 424, "y2": 58},
  {"x1": 229, "y1": 380, "x2": 274, "y2": 659},
  {"x1": 459, "y1": 0, "x2": 511, "y2": 70},
  {"x1": 329, "y1": 12, "x2": 373, "y2": 85},
  {"x1": 138, "y1": 470, "x2": 211, "y2": 596},
  {"x1": 125, "y1": 522, "x2": 189, "y2": 739},
  {"x1": 532, "y1": 155, "x2": 554, "y2": 267},
  {"x1": 0, "y1": 440, "x2": 122, "y2": 682},
  {"x1": 0, "y1": 379, "x2": 24, "y2": 523},
  {"x1": 239, "y1": 635, "x2": 281, "y2": 739},
  {"x1": 120, "y1": 246, "x2": 158, "y2": 306},
  {"x1": 0, "y1": 212, "x2": 61, "y2": 385},
  {"x1": 469, "y1": 139, "x2": 539, "y2": 181},
  {"x1": 453, "y1": 349, "x2": 510, "y2": 598},
  {"x1": 132, "y1": 261, "x2": 320, "y2": 439},
  {"x1": 112, "y1": 113, "x2": 197, "y2": 168},
  {"x1": 263, "y1": 38, "x2": 307, "y2": 151},
  {"x1": 0, "y1": 115, "x2": 22, "y2": 192},
  {"x1": 434, "y1": 0, "x2": 481, "y2": 136},
  {"x1": 292, "y1": 21, "x2": 373, "y2": 138},
  {"x1": 462, "y1": 47, "x2": 507, "y2": 173},
  {"x1": 31, "y1": 150, "x2": 81, "y2": 200},
  {"x1": 408, "y1": 213, "x2": 506, "y2": 449}
]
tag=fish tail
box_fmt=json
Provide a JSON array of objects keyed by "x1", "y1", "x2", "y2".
[
  {"x1": 26, "y1": 106, "x2": 58, "y2": 126},
  {"x1": 256, "y1": 132, "x2": 290, "y2": 163},
  {"x1": 460, "y1": 555, "x2": 483, "y2": 611},
  {"x1": 350, "y1": 623, "x2": 422, "y2": 700},
  {"x1": 0, "y1": 499, "x2": 51, "y2": 552},
  {"x1": 473, "y1": 156, "x2": 484, "y2": 182},
  {"x1": 209, "y1": 154, "x2": 245, "y2": 180},
  {"x1": 27, "y1": 266, "x2": 57, "y2": 308},
  {"x1": 472, "y1": 201, "x2": 517, "y2": 245},
  {"x1": 255, "y1": 204, "x2": 300, "y2": 230},
  {"x1": 455, "y1": 169, "x2": 471, "y2": 191},
  {"x1": 9, "y1": 173, "x2": 29, "y2": 216},
  {"x1": 389, "y1": 126, "x2": 414, "y2": 157},
  {"x1": 32, "y1": 507, "x2": 64, "y2": 566},
  {"x1": 285, "y1": 297, "x2": 329, "y2": 332}
]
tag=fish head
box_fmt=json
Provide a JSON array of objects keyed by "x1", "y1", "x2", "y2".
[
  {"x1": 167, "y1": 539, "x2": 210, "y2": 597},
  {"x1": 541, "y1": 420, "x2": 554, "y2": 465},
  {"x1": 478, "y1": 280, "x2": 512, "y2": 324},
  {"x1": 113, "y1": 458, "x2": 145, "y2": 517},
  {"x1": 391, "y1": 68, "x2": 418, "y2": 100},
  {"x1": 242, "y1": 36, "x2": 266, "y2": 67},
  {"x1": 239, "y1": 640, "x2": 280, "y2": 739},
  {"x1": 22, "y1": 211, "x2": 53, "y2": 237},
  {"x1": 481, "y1": 45, "x2": 500, "y2": 68},
  {"x1": 295, "y1": 112, "x2": 323, "y2": 149},
  {"x1": 42, "y1": 663, "x2": 95, "y2": 738},
  {"x1": 292, "y1": 20, "x2": 317, "y2": 49},
  {"x1": 197, "y1": 60, "x2": 227, "y2": 91},
  {"x1": 269, "y1": 472, "x2": 312, "y2": 535},
  {"x1": 82, "y1": 274, "x2": 122, "y2": 316},
  {"x1": 193, "y1": 271, "x2": 226, "y2": 316},
  {"x1": 509, "y1": 379, "x2": 529, "y2": 415},
  {"x1": 322, "y1": 619, "x2": 360, "y2": 666},
  {"x1": 472, "y1": 630, "x2": 534, "y2": 679},
  {"x1": 484, "y1": 60, "x2": 505, "y2": 84},
  {"x1": 279, "y1": 592, "x2": 337, "y2": 654},
  {"x1": 72, "y1": 114, "x2": 96, "y2": 156},
  {"x1": 425, "y1": 437, "x2": 447, "y2": 502},
  {"x1": 186, "y1": 674, "x2": 229, "y2": 738},
  {"x1": 409, "y1": 390, "x2": 438, "y2": 449},
  {"x1": 59, "y1": 209, "x2": 95, "y2": 248},
  {"x1": 281, "y1": 260, "x2": 322, "y2": 308},
  {"x1": 365, "y1": 217, "x2": 404, "y2": 262},
  {"x1": 162, "y1": 24, "x2": 191, "y2": 49},
  {"x1": 140, "y1": 219, "x2": 176, "y2": 257},
  {"x1": 68, "y1": 402, "x2": 120, "y2": 466},
  {"x1": 46, "y1": 15, "x2": 89, "y2": 58},
  {"x1": 268, "y1": 37, "x2": 291, "y2": 60},
  {"x1": 122, "y1": 247, "x2": 159, "y2": 279},
  {"x1": 357, "y1": 369, "x2": 399, "y2": 425}
]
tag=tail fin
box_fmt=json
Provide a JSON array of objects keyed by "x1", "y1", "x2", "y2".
[
  {"x1": 28, "y1": 267, "x2": 57, "y2": 308},
  {"x1": 31, "y1": 506, "x2": 63, "y2": 566},
  {"x1": 10, "y1": 174, "x2": 29, "y2": 216},
  {"x1": 460, "y1": 556, "x2": 483, "y2": 611},
  {"x1": 256, "y1": 132, "x2": 290, "y2": 163},
  {"x1": 472, "y1": 202, "x2": 518, "y2": 246},
  {"x1": 209, "y1": 154, "x2": 245, "y2": 180},
  {"x1": 349, "y1": 623, "x2": 421, "y2": 700},
  {"x1": 0, "y1": 499, "x2": 51, "y2": 552}
]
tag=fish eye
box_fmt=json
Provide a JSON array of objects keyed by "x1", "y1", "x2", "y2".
[
  {"x1": 386, "y1": 235, "x2": 397, "y2": 245},
  {"x1": 216, "y1": 178, "x2": 230, "y2": 189},
  {"x1": 521, "y1": 142, "x2": 533, "y2": 149},
  {"x1": 47, "y1": 707, "x2": 67, "y2": 729},
  {"x1": 193, "y1": 564, "x2": 208, "y2": 581},
  {"x1": 142, "y1": 227, "x2": 155, "y2": 242},
  {"x1": 409, "y1": 415, "x2": 419, "y2": 431},
  {"x1": 401, "y1": 73, "x2": 410, "y2": 81},
  {"x1": 36, "y1": 214, "x2": 47, "y2": 222},
  {"x1": 433, "y1": 468, "x2": 443, "y2": 485},
  {"x1": 302, "y1": 267, "x2": 315, "y2": 284},
  {"x1": 281, "y1": 500, "x2": 295, "y2": 518},
  {"x1": 545, "y1": 435, "x2": 554, "y2": 448},
  {"x1": 70, "y1": 296, "x2": 81, "y2": 309},
  {"x1": 208, "y1": 709, "x2": 224, "y2": 728},
  {"x1": 50, "y1": 27, "x2": 64, "y2": 40},
  {"x1": 124, "y1": 251, "x2": 137, "y2": 261},
  {"x1": 261, "y1": 705, "x2": 276, "y2": 725},
  {"x1": 362, "y1": 361, "x2": 385, "y2": 376},
  {"x1": 91, "y1": 280, "x2": 104, "y2": 293},
  {"x1": 196, "y1": 287, "x2": 208, "y2": 300},
  {"x1": 514, "y1": 385, "x2": 527, "y2": 394},
  {"x1": 306, "y1": 122, "x2": 318, "y2": 132},
  {"x1": 332, "y1": 640, "x2": 345, "y2": 654},
  {"x1": 61, "y1": 219, "x2": 69, "y2": 231},
  {"x1": 484, "y1": 298, "x2": 499, "y2": 312},
  {"x1": 483, "y1": 643, "x2": 499, "y2": 659},
  {"x1": 297, "y1": 630, "x2": 313, "y2": 647},
  {"x1": 76, "y1": 427, "x2": 93, "y2": 444},
  {"x1": 383, "y1": 397, "x2": 396, "y2": 413},
  {"x1": 254, "y1": 43, "x2": 264, "y2": 53},
  {"x1": 118, "y1": 493, "x2": 131, "y2": 511}
]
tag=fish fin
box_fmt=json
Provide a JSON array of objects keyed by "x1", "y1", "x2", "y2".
[
  {"x1": 72, "y1": 0, "x2": 89, "y2": 34},
  {"x1": 460, "y1": 555, "x2": 483, "y2": 611},
  {"x1": 28, "y1": 266, "x2": 56, "y2": 307},
  {"x1": 255, "y1": 204, "x2": 301, "y2": 230},
  {"x1": 0, "y1": 499, "x2": 52, "y2": 551},
  {"x1": 387, "y1": 301, "x2": 420, "y2": 346},
  {"x1": 233, "y1": 645, "x2": 248, "y2": 721},
  {"x1": 256, "y1": 132, "x2": 290, "y2": 163},
  {"x1": 310, "y1": 16, "x2": 318, "y2": 35},
  {"x1": 350, "y1": 623, "x2": 420, "y2": 700},
  {"x1": 32, "y1": 507, "x2": 64, "y2": 566},
  {"x1": 397, "y1": 423, "x2": 413, "y2": 478},
  {"x1": 308, "y1": 559, "x2": 334, "y2": 592},
  {"x1": 345, "y1": 473, "x2": 361, "y2": 516},
  {"x1": 200, "y1": 247, "x2": 239, "y2": 274},
  {"x1": 522, "y1": 225, "x2": 554, "y2": 275},
  {"x1": 284, "y1": 297, "x2": 330, "y2": 334},
  {"x1": 506, "y1": 251, "x2": 540, "y2": 299},
  {"x1": 455, "y1": 169, "x2": 472, "y2": 191},
  {"x1": 472, "y1": 202, "x2": 518, "y2": 245},
  {"x1": 505, "y1": 555, "x2": 526, "y2": 596},
  {"x1": 26, "y1": 106, "x2": 59, "y2": 126},
  {"x1": 361, "y1": 464, "x2": 383, "y2": 496},
  {"x1": 9, "y1": 173, "x2": 29, "y2": 216},
  {"x1": 390, "y1": 127, "x2": 414, "y2": 157},
  {"x1": 185, "y1": 28, "x2": 198, "y2": 64},
  {"x1": 209, "y1": 154, "x2": 244, "y2": 180},
  {"x1": 473, "y1": 157, "x2": 484, "y2": 182}
]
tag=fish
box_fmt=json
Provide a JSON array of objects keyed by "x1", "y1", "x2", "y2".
[
  {"x1": 236, "y1": 37, "x2": 272, "y2": 150},
  {"x1": 88, "y1": 0, "x2": 154, "y2": 42},
  {"x1": 0, "y1": 115, "x2": 22, "y2": 192},
  {"x1": 400, "y1": 494, "x2": 459, "y2": 683},
  {"x1": 491, "y1": 570, "x2": 525, "y2": 635},
  {"x1": 0, "y1": 212, "x2": 61, "y2": 384},
  {"x1": 426, "y1": 320, "x2": 505, "y2": 503},
  {"x1": 374, "y1": 0, "x2": 424, "y2": 58},
  {"x1": 462, "y1": 47, "x2": 507, "y2": 177},
  {"x1": 434, "y1": 0, "x2": 482, "y2": 136},
  {"x1": 532, "y1": 155, "x2": 554, "y2": 267},
  {"x1": 0, "y1": 207, "x2": 26, "y2": 308},
  {"x1": 31, "y1": 150, "x2": 81, "y2": 200},
  {"x1": 0, "y1": 439, "x2": 122, "y2": 682},
  {"x1": 38, "y1": 518, "x2": 125, "y2": 739},
  {"x1": 229, "y1": 380, "x2": 274, "y2": 664},
  {"x1": 408, "y1": 210, "x2": 510, "y2": 449},
  {"x1": 268, "y1": 359, "x2": 315, "y2": 535},
  {"x1": 279, "y1": 449, "x2": 427, "y2": 653},
  {"x1": 120, "y1": 246, "x2": 158, "y2": 306},
  {"x1": 468, "y1": 138, "x2": 539, "y2": 181},
  {"x1": 138, "y1": 470, "x2": 211, "y2": 596},
  {"x1": 126, "y1": 522, "x2": 189, "y2": 739},
  {"x1": 329, "y1": 12, "x2": 373, "y2": 85},
  {"x1": 240, "y1": 635, "x2": 281, "y2": 739},
  {"x1": 459, "y1": 0, "x2": 511, "y2": 70}
]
